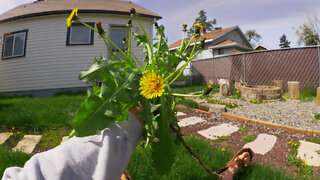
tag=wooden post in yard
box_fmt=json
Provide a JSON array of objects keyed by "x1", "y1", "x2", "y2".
[
  {"x1": 271, "y1": 80, "x2": 284, "y2": 95},
  {"x1": 316, "y1": 87, "x2": 320, "y2": 105},
  {"x1": 288, "y1": 81, "x2": 300, "y2": 99}
]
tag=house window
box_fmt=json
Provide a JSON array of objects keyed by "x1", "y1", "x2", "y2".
[
  {"x1": 110, "y1": 26, "x2": 128, "y2": 52},
  {"x1": 218, "y1": 48, "x2": 224, "y2": 55},
  {"x1": 67, "y1": 22, "x2": 94, "y2": 45},
  {"x1": 2, "y1": 30, "x2": 28, "y2": 59}
]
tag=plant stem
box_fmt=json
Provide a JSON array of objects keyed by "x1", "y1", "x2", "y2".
[
  {"x1": 182, "y1": 36, "x2": 194, "y2": 55},
  {"x1": 170, "y1": 124, "x2": 220, "y2": 176},
  {"x1": 78, "y1": 20, "x2": 128, "y2": 59},
  {"x1": 134, "y1": 16, "x2": 153, "y2": 65},
  {"x1": 169, "y1": 49, "x2": 200, "y2": 85},
  {"x1": 172, "y1": 93, "x2": 202, "y2": 97}
]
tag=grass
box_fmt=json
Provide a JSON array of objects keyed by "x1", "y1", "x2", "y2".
[
  {"x1": 0, "y1": 93, "x2": 85, "y2": 130},
  {"x1": 176, "y1": 98, "x2": 199, "y2": 109},
  {"x1": 242, "y1": 133, "x2": 257, "y2": 143},
  {"x1": 0, "y1": 146, "x2": 32, "y2": 178},
  {"x1": 314, "y1": 114, "x2": 320, "y2": 120},
  {"x1": 298, "y1": 88, "x2": 316, "y2": 102},
  {"x1": 35, "y1": 129, "x2": 71, "y2": 151},
  {"x1": 127, "y1": 136, "x2": 295, "y2": 180},
  {"x1": 172, "y1": 85, "x2": 209, "y2": 94}
]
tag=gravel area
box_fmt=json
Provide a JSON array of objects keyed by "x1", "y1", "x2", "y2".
[{"x1": 209, "y1": 94, "x2": 320, "y2": 132}]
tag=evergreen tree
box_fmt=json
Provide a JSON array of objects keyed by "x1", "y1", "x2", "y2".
[
  {"x1": 187, "y1": 10, "x2": 217, "y2": 36},
  {"x1": 279, "y1": 34, "x2": 291, "y2": 48}
]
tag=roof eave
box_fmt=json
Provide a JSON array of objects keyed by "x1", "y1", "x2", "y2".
[{"x1": 0, "y1": 9, "x2": 161, "y2": 24}]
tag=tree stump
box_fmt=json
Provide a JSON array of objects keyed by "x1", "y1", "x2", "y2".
[
  {"x1": 288, "y1": 81, "x2": 300, "y2": 99},
  {"x1": 219, "y1": 79, "x2": 232, "y2": 96},
  {"x1": 272, "y1": 80, "x2": 284, "y2": 95},
  {"x1": 316, "y1": 87, "x2": 320, "y2": 106}
]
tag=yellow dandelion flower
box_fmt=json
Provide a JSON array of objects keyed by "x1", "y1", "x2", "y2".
[
  {"x1": 236, "y1": 90, "x2": 240, "y2": 93},
  {"x1": 222, "y1": 135, "x2": 226, "y2": 137},
  {"x1": 66, "y1": 8, "x2": 79, "y2": 27},
  {"x1": 17, "y1": 131, "x2": 20, "y2": 134},
  {"x1": 221, "y1": 148, "x2": 226, "y2": 151},
  {"x1": 139, "y1": 70, "x2": 165, "y2": 99},
  {"x1": 247, "y1": 133, "x2": 251, "y2": 135},
  {"x1": 10, "y1": 132, "x2": 13, "y2": 136},
  {"x1": 288, "y1": 141, "x2": 292, "y2": 145},
  {"x1": 193, "y1": 24, "x2": 203, "y2": 30},
  {"x1": 290, "y1": 96, "x2": 293, "y2": 99},
  {"x1": 12, "y1": 127, "x2": 15, "y2": 130},
  {"x1": 304, "y1": 161, "x2": 307, "y2": 166}
]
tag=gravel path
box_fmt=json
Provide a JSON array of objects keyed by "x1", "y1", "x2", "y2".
[{"x1": 209, "y1": 94, "x2": 320, "y2": 132}]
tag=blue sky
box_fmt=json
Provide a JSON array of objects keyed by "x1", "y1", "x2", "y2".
[{"x1": 1, "y1": 0, "x2": 320, "y2": 49}]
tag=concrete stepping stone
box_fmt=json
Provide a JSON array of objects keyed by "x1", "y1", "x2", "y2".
[
  {"x1": 198, "y1": 123, "x2": 238, "y2": 140},
  {"x1": 0, "y1": 132, "x2": 11, "y2": 145},
  {"x1": 178, "y1": 116, "x2": 205, "y2": 127},
  {"x1": 244, "y1": 133, "x2": 277, "y2": 155},
  {"x1": 60, "y1": 136, "x2": 69, "y2": 144},
  {"x1": 176, "y1": 112, "x2": 186, "y2": 116},
  {"x1": 13, "y1": 135, "x2": 42, "y2": 154},
  {"x1": 297, "y1": 140, "x2": 320, "y2": 166}
]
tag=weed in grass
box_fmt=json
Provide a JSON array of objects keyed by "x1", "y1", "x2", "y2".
[
  {"x1": 215, "y1": 135, "x2": 228, "y2": 142},
  {"x1": 242, "y1": 133, "x2": 256, "y2": 143},
  {"x1": 238, "y1": 127, "x2": 248, "y2": 132},
  {"x1": 314, "y1": 114, "x2": 320, "y2": 120},
  {"x1": 248, "y1": 98, "x2": 267, "y2": 104},
  {"x1": 35, "y1": 129, "x2": 71, "y2": 151},
  {"x1": 208, "y1": 99, "x2": 238, "y2": 108},
  {"x1": 231, "y1": 90, "x2": 241, "y2": 99},
  {"x1": 4, "y1": 131, "x2": 25, "y2": 149},
  {"x1": 287, "y1": 141, "x2": 314, "y2": 177},
  {"x1": 281, "y1": 96, "x2": 288, "y2": 102},
  {"x1": 0, "y1": 146, "x2": 32, "y2": 178},
  {"x1": 306, "y1": 136, "x2": 320, "y2": 144}
]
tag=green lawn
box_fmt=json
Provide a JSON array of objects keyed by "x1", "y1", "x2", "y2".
[
  {"x1": 0, "y1": 147, "x2": 32, "y2": 178},
  {"x1": 127, "y1": 136, "x2": 295, "y2": 180},
  {"x1": 0, "y1": 93, "x2": 85, "y2": 130}
]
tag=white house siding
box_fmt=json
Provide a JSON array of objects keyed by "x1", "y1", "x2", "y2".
[{"x1": 0, "y1": 14, "x2": 153, "y2": 93}]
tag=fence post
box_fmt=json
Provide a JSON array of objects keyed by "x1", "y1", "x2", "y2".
[
  {"x1": 243, "y1": 53, "x2": 246, "y2": 84},
  {"x1": 318, "y1": 46, "x2": 320, "y2": 87}
]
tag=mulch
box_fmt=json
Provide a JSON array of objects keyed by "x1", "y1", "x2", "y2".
[{"x1": 175, "y1": 106, "x2": 320, "y2": 178}]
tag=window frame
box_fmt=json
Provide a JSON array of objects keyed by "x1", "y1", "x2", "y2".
[
  {"x1": 66, "y1": 22, "x2": 95, "y2": 46},
  {"x1": 2, "y1": 29, "x2": 28, "y2": 60},
  {"x1": 109, "y1": 24, "x2": 129, "y2": 54}
]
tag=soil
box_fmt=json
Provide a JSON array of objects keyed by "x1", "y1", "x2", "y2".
[{"x1": 175, "y1": 106, "x2": 320, "y2": 179}]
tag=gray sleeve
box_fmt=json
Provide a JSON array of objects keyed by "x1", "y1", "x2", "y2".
[{"x1": 2, "y1": 112, "x2": 142, "y2": 180}]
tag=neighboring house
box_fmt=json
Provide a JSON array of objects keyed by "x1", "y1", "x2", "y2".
[
  {"x1": 254, "y1": 44, "x2": 270, "y2": 51},
  {"x1": 0, "y1": 0, "x2": 160, "y2": 97},
  {"x1": 169, "y1": 26, "x2": 252, "y2": 59},
  {"x1": 169, "y1": 26, "x2": 252, "y2": 77}
]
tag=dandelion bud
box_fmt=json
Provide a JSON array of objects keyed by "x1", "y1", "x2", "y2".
[
  {"x1": 203, "y1": 84, "x2": 213, "y2": 95},
  {"x1": 96, "y1": 21, "x2": 105, "y2": 36},
  {"x1": 182, "y1": 24, "x2": 187, "y2": 32},
  {"x1": 130, "y1": 8, "x2": 136, "y2": 17},
  {"x1": 127, "y1": 19, "x2": 132, "y2": 28},
  {"x1": 155, "y1": 22, "x2": 159, "y2": 29}
]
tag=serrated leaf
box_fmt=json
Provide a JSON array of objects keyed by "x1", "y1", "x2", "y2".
[{"x1": 74, "y1": 88, "x2": 115, "y2": 137}]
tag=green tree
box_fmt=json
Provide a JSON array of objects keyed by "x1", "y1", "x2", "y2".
[
  {"x1": 187, "y1": 10, "x2": 217, "y2": 36},
  {"x1": 279, "y1": 34, "x2": 291, "y2": 48},
  {"x1": 245, "y1": 30, "x2": 261, "y2": 45},
  {"x1": 295, "y1": 15, "x2": 320, "y2": 46}
]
